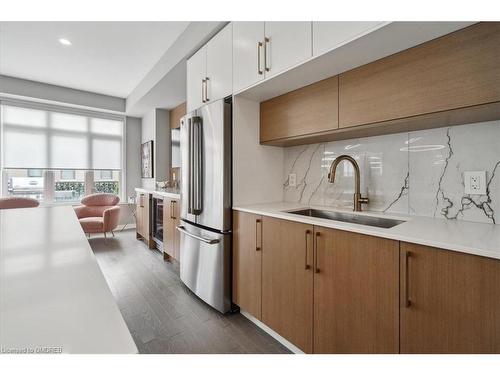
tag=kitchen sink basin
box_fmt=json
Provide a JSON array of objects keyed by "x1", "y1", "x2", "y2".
[{"x1": 287, "y1": 209, "x2": 405, "y2": 229}]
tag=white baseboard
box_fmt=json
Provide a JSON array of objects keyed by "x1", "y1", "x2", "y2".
[{"x1": 239, "y1": 310, "x2": 305, "y2": 354}]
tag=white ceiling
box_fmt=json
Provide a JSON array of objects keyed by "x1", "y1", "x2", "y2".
[{"x1": 0, "y1": 21, "x2": 189, "y2": 97}]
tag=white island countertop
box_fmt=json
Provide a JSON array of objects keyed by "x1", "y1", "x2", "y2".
[
  {"x1": 233, "y1": 202, "x2": 500, "y2": 261},
  {"x1": 0, "y1": 206, "x2": 137, "y2": 354}
]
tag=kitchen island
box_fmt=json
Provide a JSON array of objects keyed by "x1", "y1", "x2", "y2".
[{"x1": 0, "y1": 206, "x2": 137, "y2": 354}]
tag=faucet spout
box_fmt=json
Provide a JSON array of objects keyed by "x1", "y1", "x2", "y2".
[{"x1": 328, "y1": 155, "x2": 369, "y2": 212}]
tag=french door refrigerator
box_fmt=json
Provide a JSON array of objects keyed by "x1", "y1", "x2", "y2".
[{"x1": 178, "y1": 97, "x2": 232, "y2": 313}]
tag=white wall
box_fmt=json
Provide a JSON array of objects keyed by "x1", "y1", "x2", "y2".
[
  {"x1": 125, "y1": 116, "x2": 141, "y2": 199},
  {"x1": 155, "y1": 109, "x2": 170, "y2": 183},
  {"x1": 0, "y1": 75, "x2": 125, "y2": 112},
  {"x1": 140, "y1": 108, "x2": 170, "y2": 189},
  {"x1": 232, "y1": 96, "x2": 284, "y2": 205},
  {"x1": 141, "y1": 109, "x2": 156, "y2": 189}
]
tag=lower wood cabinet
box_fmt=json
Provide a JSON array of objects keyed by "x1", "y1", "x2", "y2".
[
  {"x1": 232, "y1": 211, "x2": 263, "y2": 319},
  {"x1": 313, "y1": 226, "x2": 399, "y2": 353},
  {"x1": 163, "y1": 198, "x2": 180, "y2": 260},
  {"x1": 400, "y1": 242, "x2": 500, "y2": 353},
  {"x1": 136, "y1": 192, "x2": 150, "y2": 242},
  {"x1": 261, "y1": 216, "x2": 314, "y2": 353},
  {"x1": 232, "y1": 211, "x2": 500, "y2": 353}
]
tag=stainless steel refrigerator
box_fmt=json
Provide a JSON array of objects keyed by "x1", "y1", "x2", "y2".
[{"x1": 178, "y1": 98, "x2": 232, "y2": 313}]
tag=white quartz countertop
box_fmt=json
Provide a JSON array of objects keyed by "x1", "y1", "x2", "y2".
[
  {"x1": 135, "y1": 187, "x2": 180, "y2": 199},
  {"x1": 0, "y1": 206, "x2": 137, "y2": 354},
  {"x1": 233, "y1": 202, "x2": 500, "y2": 260}
]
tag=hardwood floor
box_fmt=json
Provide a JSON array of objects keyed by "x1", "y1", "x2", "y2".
[{"x1": 91, "y1": 229, "x2": 290, "y2": 354}]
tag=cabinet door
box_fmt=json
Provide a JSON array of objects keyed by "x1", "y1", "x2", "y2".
[
  {"x1": 260, "y1": 75, "x2": 339, "y2": 143},
  {"x1": 339, "y1": 23, "x2": 500, "y2": 128},
  {"x1": 163, "y1": 199, "x2": 175, "y2": 257},
  {"x1": 206, "y1": 23, "x2": 233, "y2": 102},
  {"x1": 186, "y1": 45, "x2": 207, "y2": 112},
  {"x1": 312, "y1": 21, "x2": 385, "y2": 56},
  {"x1": 400, "y1": 242, "x2": 500, "y2": 353},
  {"x1": 313, "y1": 227, "x2": 399, "y2": 353},
  {"x1": 264, "y1": 22, "x2": 312, "y2": 79},
  {"x1": 262, "y1": 216, "x2": 314, "y2": 353},
  {"x1": 232, "y1": 211, "x2": 262, "y2": 319},
  {"x1": 135, "y1": 197, "x2": 143, "y2": 237},
  {"x1": 136, "y1": 193, "x2": 150, "y2": 240},
  {"x1": 172, "y1": 199, "x2": 180, "y2": 261},
  {"x1": 232, "y1": 21, "x2": 265, "y2": 93}
]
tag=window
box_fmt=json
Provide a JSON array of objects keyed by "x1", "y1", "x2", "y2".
[
  {"x1": 27, "y1": 169, "x2": 43, "y2": 177},
  {"x1": 60, "y1": 170, "x2": 76, "y2": 180},
  {"x1": 0, "y1": 101, "x2": 125, "y2": 204}
]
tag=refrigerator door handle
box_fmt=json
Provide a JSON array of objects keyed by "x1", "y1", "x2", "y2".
[
  {"x1": 192, "y1": 116, "x2": 203, "y2": 215},
  {"x1": 177, "y1": 225, "x2": 220, "y2": 244},
  {"x1": 188, "y1": 117, "x2": 194, "y2": 214}
]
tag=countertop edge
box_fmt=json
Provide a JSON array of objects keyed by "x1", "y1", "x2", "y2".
[{"x1": 135, "y1": 187, "x2": 180, "y2": 199}]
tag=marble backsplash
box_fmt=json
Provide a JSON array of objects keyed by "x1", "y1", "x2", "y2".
[{"x1": 283, "y1": 120, "x2": 500, "y2": 224}]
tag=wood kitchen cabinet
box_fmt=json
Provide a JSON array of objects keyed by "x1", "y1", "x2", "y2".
[
  {"x1": 261, "y1": 216, "x2": 314, "y2": 353},
  {"x1": 136, "y1": 192, "x2": 151, "y2": 246},
  {"x1": 232, "y1": 211, "x2": 263, "y2": 319},
  {"x1": 163, "y1": 198, "x2": 180, "y2": 261},
  {"x1": 187, "y1": 23, "x2": 232, "y2": 112},
  {"x1": 232, "y1": 21, "x2": 312, "y2": 93},
  {"x1": 339, "y1": 22, "x2": 500, "y2": 129},
  {"x1": 400, "y1": 242, "x2": 500, "y2": 353},
  {"x1": 260, "y1": 75, "x2": 339, "y2": 144},
  {"x1": 313, "y1": 226, "x2": 399, "y2": 353}
]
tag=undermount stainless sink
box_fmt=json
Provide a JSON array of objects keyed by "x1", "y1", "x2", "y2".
[{"x1": 287, "y1": 209, "x2": 405, "y2": 229}]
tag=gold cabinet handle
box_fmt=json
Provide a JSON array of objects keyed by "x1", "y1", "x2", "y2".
[
  {"x1": 314, "y1": 231, "x2": 320, "y2": 273},
  {"x1": 264, "y1": 37, "x2": 270, "y2": 72},
  {"x1": 257, "y1": 41, "x2": 263, "y2": 75},
  {"x1": 204, "y1": 77, "x2": 209, "y2": 102},
  {"x1": 405, "y1": 251, "x2": 412, "y2": 307},
  {"x1": 255, "y1": 218, "x2": 261, "y2": 251},
  {"x1": 305, "y1": 230, "x2": 311, "y2": 270},
  {"x1": 201, "y1": 78, "x2": 206, "y2": 102}
]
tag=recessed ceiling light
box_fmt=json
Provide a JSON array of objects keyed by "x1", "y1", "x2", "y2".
[{"x1": 59, "y1": 38, "x2": 72, "y2": 46}]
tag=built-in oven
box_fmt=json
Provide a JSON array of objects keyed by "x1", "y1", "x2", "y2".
[{"x1": 152, "y1": 196, "x2": 164, "y2": 248}]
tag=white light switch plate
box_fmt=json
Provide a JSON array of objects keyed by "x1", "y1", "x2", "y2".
[
  {"x1": 288, "y1": 173, "x2": 297, "y2": 187},
  {"x1": 464, "y1": 171, "x2": 487, "y2": 195}
]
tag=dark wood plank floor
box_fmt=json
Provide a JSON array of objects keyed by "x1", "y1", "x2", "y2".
[{"x1": 91, "y1": 229, "x2": 290, "y2": 354}]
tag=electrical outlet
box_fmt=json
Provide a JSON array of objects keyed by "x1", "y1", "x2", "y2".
[
  {"x1": 464, "y1": 171, "x2": 487, "y2": 195},
  {"x1": 288, "y1": 173, "x2": 297, "y2": 187}
]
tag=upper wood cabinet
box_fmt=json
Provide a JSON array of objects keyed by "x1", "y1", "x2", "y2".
[
  {"x1": 262, "y1": 216, "x2": 314, "y2": 353},
  {"x1": 232, "y1": 211, "x2": 263, "y2": 319},
  {"x1": 260, "y1": 75, "x2": 339, "y2": 144},
  {"x1": 339, "y1": 22, "x2": 500, "y2": 128},
  {"x1": 169, "y1": 102, "x2": 186, "y2": 129},
  {"x1": 313, "y1": 226, "x2": 399, "y2": 353},
  {"x1": 312, "y1": 21, "x2": 385, "y2": 56},
  {"x1": 187, "y1": 24, "x2": 233, "y2": 112},
  {"x1": 232, "y1": 22, "x2": 312, "y2": 93},
  {"x1": 400, "y1": 242, "x2": 500, "y2": 354}
]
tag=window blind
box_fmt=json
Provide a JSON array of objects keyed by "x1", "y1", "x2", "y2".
[{"x1": 1, "y1": 102, "x2": 124, "y2": 170}]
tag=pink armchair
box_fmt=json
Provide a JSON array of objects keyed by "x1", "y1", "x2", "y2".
[{"x1": 74, "y1": 193, "x2": 121, "y2": 239}]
